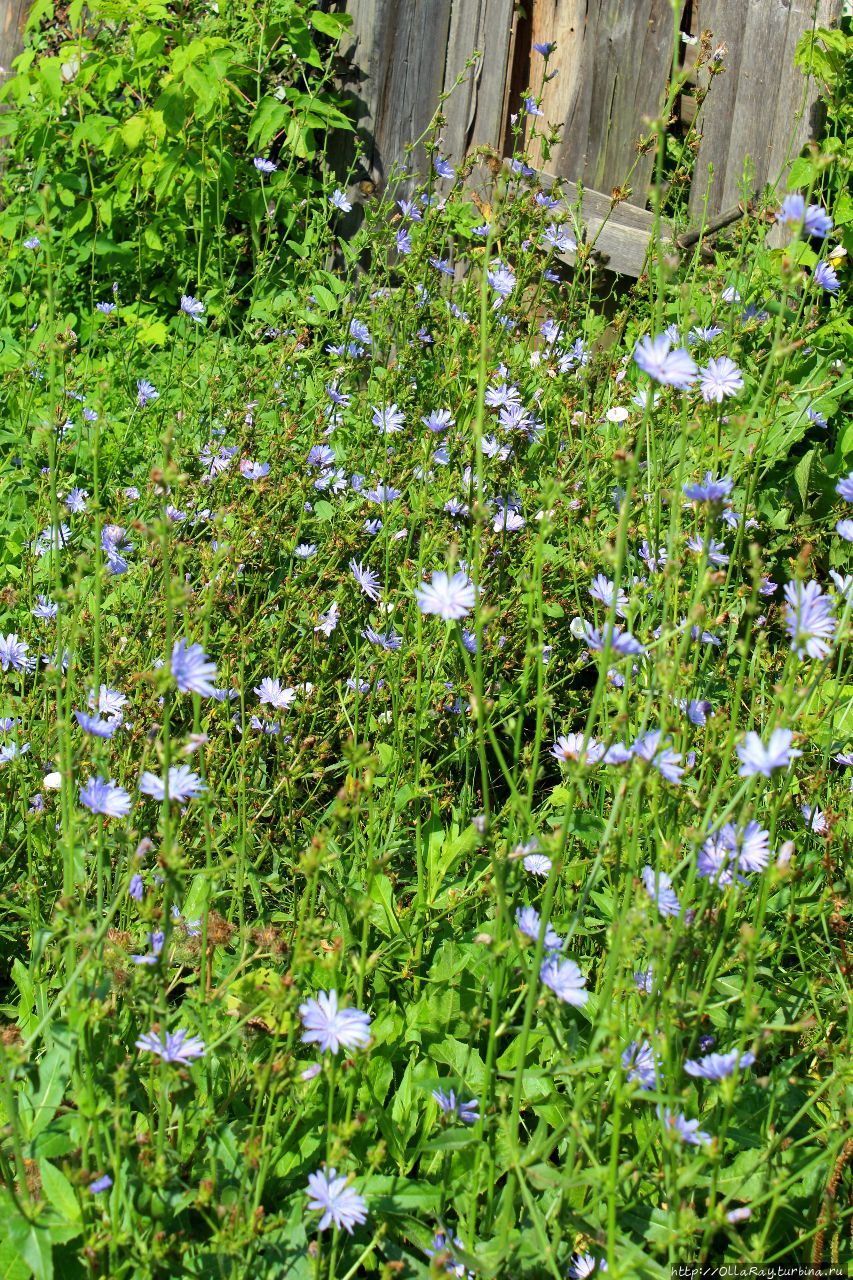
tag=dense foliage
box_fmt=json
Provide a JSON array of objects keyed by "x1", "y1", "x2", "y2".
[
  {"x1": 0, "y1": 0, "x2": 354, "y2": 337},
  {"x1": 0, "y1": 5, "x2": 851, "y2": 1279}
]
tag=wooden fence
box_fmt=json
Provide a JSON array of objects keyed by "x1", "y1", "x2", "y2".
[
  {"x1": 337, "y1": 0, "x2": 842, "y2": 273},
  {"x1": 0, "y1": 0, "x2": 842, "y2": 274}
]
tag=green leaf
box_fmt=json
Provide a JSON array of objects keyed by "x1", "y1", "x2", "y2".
[
  {"x1": 369, "y1": 874, "x2": 401, "y2": 936},
  {"x1": 135, "y1": 319, "x2": 168, "y2": 347},
  {"x1": 37, "y1": 57, "x2": 63, "y2": 103},
  {"x1": 247, "y1": 97, "x2": 288, "y2": 152},
  {"x1": 156, "y1": 86, "x2": 188, "y2": 134},
  {"x1": 11, "y1": 958, "x2": 33, "y2": 1022},
  {"x1": 0, "y1": 1238, "x2": 30, "y2": 1279},
  {"x1": 310, "y1": 284, "x2": 337, "y2": 312},
  {"x1": 39, "y1": 1162, "x2": 80, "y2": 1224},
  {"x1": 422, "y1": 1131, "x2": 481, "y2": 1153},
  {"x1": 359, "y1": 1175, "x2": 441, "y2": 1218},
  {"x1": 309, "y1": 10, "x2": 352, "y2": 38},
  {"x1": 23, "y1": 1045, "x2": 71, "y2": 1142},
  {"x1": 794, "y1": 449, "x2": 814, "y2": 508},
  {"x1": 121, "y1": 114, "x2": 147, "y2": 151},
  {"x1": 66, "y1": 202, "x2": 92, "y2": 233},
  {"x1": 182, "y1": 873, "x2": 211, "y2": 922},
  {"x1": 7, "y1": 1214, "x2": 52, "y2": 1280},
  {"x1": 135, "y1": 27, "x2": 166, "y2": 61}
]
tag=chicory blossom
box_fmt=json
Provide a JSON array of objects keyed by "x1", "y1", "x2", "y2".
[
  {"x1": 589, "y1": 573, "x2": 629, "y2": 617},
  {"x1": 79, "y1": 775, "x2": 132, "y2": 818},
  {"x1": 135, "y1": 1028, "x2": 206, "y2": 1064},
  {"x1": 139, "y1": 765, "x2": 207, "y2": 803},
  {"x1": 0, "y1": 634, "x2": 31, "y2": 673},
  {"x1": 299, "y1": 990, "x2": 372, "y2": 1055},
  {"x1": 683, "y1": 475, "x2": 734, "y2": 510},
  {"x1": 814, "y1": 261, "x2": 840, "y2": 293},
  {"x1": 32, "y1": 595, "x2": 58, "y2": 621},
  {"x1": 170, "y1": 639, "x2": 218, "y2": 696},
  {"x1": 685, "y1": 1049, "x2": 755, "y2": 1080},
  {"x1": 524, "y1": 852, "x2": 552, "y2": 877},
  {"x1": 415, "y1": 570, "x2": 476, "y2": 620},
  {"x1": 306, "y1": 1168, "x2": 367, "y2": 1234},
  {"x1": 777, "y1": 193, "x2": 832, "y2": 238},
  {"x1": 633, "y1": 732, "x2": 684, "y2": 784},
  {"x1": 551, "y1": 733, "x2": 605, "y2": 765},
  {"x1": 659, "y1": 1109, "x2": 711, "y2": 1145},
  {"x1": 180, "y1": 294, "x2": 205, "y2": 320},
  {"x1": 633, "y1": 335, "x2": 697, "y2": 389},
  {"x1": 515, "y1": 905, "x2": 562, "y2": 950},
  {"x1": 432, "y1": 1089, "x2": 480, "y2": 1124},
  {"x1": 371, "y1": 403, "x2": 405, "y2": 434},
  {"x1": 783, "y1": 580, "x2": 836, "y2": 660},
  {"x1": 736, "y1": 729, "x2": 801, "y2": 778},
  {"x1": 698, "y1": 357, "x2": 743, "y2": 402},
  {"x1": 622, "y1": 1040, "x2": 659, "y2": 1089},
  {"x1": 254, "y1": 678, "x2": 296, "y2": 709},
  {"x1": 74, "y1": 710, "x2": 120, "y2": 739},
  {"x1": 350, "y1": 559, "x2": 382, "y2": 602},
  {"x1": 540, "y1": 956, "x2": 588, "y2": 1006},
  {"x1": 641, "y1": 864, "x2": 680, "y2": 917},
  {"x1": 567, "y1": 1255, "x2": 607, "y2": 1278}
]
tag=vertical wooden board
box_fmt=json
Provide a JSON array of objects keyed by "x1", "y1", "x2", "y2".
[
  {"x1": 339, "y1": 0, "x2": 453, "y2": 185},
  {"x1": 764, "y1": 0, "x2": 840, "y2": 184},
  {"x1": 526, "y1": 0, "x2": 590, "y2": 173},
  {"x1": 689, "y1": 0, "x2": 841, "y2": 220},
  {"x1": 527, "y1": 0, "x2": 681, "y2": 206},
  {"x1": 0, "y1": 0, "x2": 29, "y2": 82},
  {"x1": 685, "y1": 0, "x2": 744, "y2": 218},
  {"x1": 441, "y1": 0, "x2": 515, "y2": 165}
]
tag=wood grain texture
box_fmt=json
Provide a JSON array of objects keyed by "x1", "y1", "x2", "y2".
[
  {"x1": 442, "y1": 0, "x2": 515, "y2": 164},
  {"x1": 0, "y1": 0, "x2": 29, "y2": 81},
  {"x1": 509, "y1": 161, "x2": 672, "y2": 276},
  {"x1": 689, "y1": 0, "x2": 842, "y2": 219},
  {"x1": 338, "y1": 0, "x2": 453, "y2": 184},
  {"x1": 527, "y1": 0, "x2": 683, "y2": 206}
]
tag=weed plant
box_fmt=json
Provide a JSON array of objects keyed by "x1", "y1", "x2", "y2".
[{"x1": 0, "y1": 7, "x2": 851, "y2": 1280}]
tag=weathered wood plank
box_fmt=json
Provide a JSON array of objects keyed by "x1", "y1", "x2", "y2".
[
  {"x1": 337, "y1": 0, "x2": 453, "y2": 185},
  {"x1": 0, "y1": 0, "x2": 29, "y2": 83},
  {"x1": 507, "y1": 161, "x2": 673, "y2": 276},
  {"x1": 689, "y1": 0, "x2": 842, "y2": 220},
  {"x1": 526, "y1": 0, "x2": 684, "y2": 207},
  {"x1": 441, "y1": 0, "x2": 515, "y2": 165}
]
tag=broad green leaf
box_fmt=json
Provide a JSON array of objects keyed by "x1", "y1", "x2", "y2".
[
  {"x1": 24, "y1": 1045, "x2": 72, "y2": 1141},
  {"x1": 39, "y1": 1162, "x2": 80, "y2": 1224},
  {"x1": 7, "y1": 1215, "x2": 52, "y2": 1280},
  {"x1": 248, "y1": 97, "x2": 288, "y2": 152},
  {"x1": 309, "y1": 10, "x2": 352, "y2": 38}
]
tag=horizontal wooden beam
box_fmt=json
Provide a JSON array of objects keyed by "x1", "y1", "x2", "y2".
[{"x1": 503, "y1": 160, "x2": 672, "y2": 277}]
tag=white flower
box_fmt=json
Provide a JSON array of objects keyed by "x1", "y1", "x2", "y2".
[
  {"x1": 698, "y1": 356, "x2": 743, "y2": 403},
  {"x1": 299, "y1": 990, "x2": 372, "y2": 1055},
  {"x1": 415, "y1": 570, "x2": 477, "y2": 621},
  {"x1": 540, "y1": 956, "x2": 588, "y2": 1006}
]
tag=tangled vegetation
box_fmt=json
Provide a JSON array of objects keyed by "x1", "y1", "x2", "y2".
[{"x1": 0, "y1": 4, "x2": 851, "y2": 1278}]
